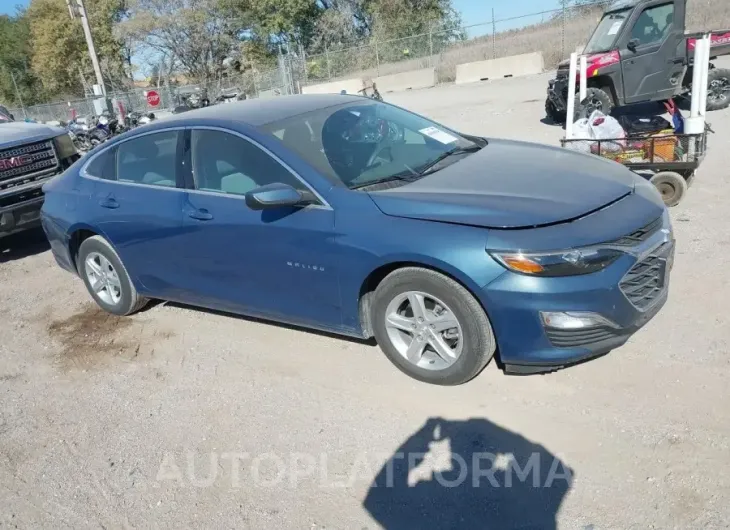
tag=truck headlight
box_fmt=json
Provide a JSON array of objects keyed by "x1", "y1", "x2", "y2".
[
  {"x1": 53, "y1": 133, "x2": 77, "y2": 159},
  {"x1": 490, "y1": 247, "x2": 623, "y2": 277}
]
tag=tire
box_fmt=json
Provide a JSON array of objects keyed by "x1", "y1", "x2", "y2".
[
  {"x1": 371, "y1": 267, "x2": 496, "y2": 386},
  {"x1": 649, "y1": 171, "x2": 688, "y2": 207},
  {"x1": 706, "y1": 68, "x2": 730, "y2": 111},
  {"x1": 575, "y1": 87, "x2": 613, "y2": 121},
  {"x1": 77, "y1": 235, "x2": 148, "y2": 316},
  {"x1": 545, "y1": 98, "x2": 566, "y2": 124}
]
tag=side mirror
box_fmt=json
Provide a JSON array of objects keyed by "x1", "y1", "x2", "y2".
[
  {"x1": 245, "y1": 183, "x2": 304, "y2": 210},
  {"x1": 627, "y1": 38, "x2": 640, "y2": 52}
]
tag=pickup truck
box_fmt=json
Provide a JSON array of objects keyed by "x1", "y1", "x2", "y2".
[
  {"x1": 0, "y1": 120, "x2": 80, "y2": 238},
  {"x1": 545, "y1": 0, "x2": 730, "y2": 122}
]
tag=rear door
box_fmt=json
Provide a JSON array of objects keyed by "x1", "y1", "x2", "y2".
[
  {"x1": 82, "y1": 129, "x2": 188, "y2": 299},
  {"x1": 175, "y1": 127, "x2": 341, "y2": 330},
  {"x1": 620, "y1": 1, "x2": 686, "y2": 103}
]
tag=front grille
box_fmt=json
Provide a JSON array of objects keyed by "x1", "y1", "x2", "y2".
[
  {"x1": 0, "y1": 140, "x2": 59, "y2": 193},
  {"x1": 546, "y1": 326, "x2": 619, "y2": 348},
  {"x1": 619, "y1": 243, "x2": 672, "y2": 310},
  {"x1": 610, "y1": 216, "x2": 663, "y2": 246}
]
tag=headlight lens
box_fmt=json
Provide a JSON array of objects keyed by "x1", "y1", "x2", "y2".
[
  {"x1": 490, "y1": 247, "x2": 623, "y2": 277},
  {"x1": 53, "y1": 133, "x2": 77, "y2": 159}
]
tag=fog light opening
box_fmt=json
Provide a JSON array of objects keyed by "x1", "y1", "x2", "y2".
[{"x1": 540, "y1": 311, "x2": 618, "y2": 330}]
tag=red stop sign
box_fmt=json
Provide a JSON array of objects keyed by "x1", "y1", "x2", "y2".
[{"x1": 146, "y1": 90, "x2": 160, "y2": 107}]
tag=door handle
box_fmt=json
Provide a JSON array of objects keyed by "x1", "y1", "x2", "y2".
[
  {"x1": 186, "y1": 208, "x2": 213, "y2": 221},
  {"x1": 99, "y1": 197, "x2": 119, "y2": 209},
  {"x1": 668, "y1": 58, "x2": 684, "y2": 65}
]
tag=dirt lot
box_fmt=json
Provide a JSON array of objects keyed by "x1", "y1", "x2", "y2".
[{"x1": 2, "y1": 69, "x2": 730, "y2": 529}]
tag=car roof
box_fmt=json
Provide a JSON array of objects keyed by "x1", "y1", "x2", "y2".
[{"x1": 159, "y1": 93, "x2": 365, "y2": 127}]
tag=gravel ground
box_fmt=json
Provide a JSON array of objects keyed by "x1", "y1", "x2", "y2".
[{"x1": 1, "y1": 68, "x2": 730, "y2": 529}]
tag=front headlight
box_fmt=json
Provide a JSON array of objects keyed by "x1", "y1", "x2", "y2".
[
  {"x1": 489, "y1": 247, "x2": 623, "y2": 277},
  {"x1": 53, "y1": 133, "x2": 77, "y2": 159}
]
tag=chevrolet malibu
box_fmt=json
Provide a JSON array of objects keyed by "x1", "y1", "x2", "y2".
[{"x1": 41, "y1": 95, "x2": 674, "y2": 385}]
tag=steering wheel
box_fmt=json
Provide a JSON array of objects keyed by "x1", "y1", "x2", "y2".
[{"x1": 365, "y1": 121, "x2": 405, "y2": 168}]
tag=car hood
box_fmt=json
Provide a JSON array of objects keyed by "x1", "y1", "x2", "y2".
[
  {"x1": 368, "y1": 138, "x2": 638, "y2": 229},
  {"x1": 0, "y1": 121, "x2": 65, "y2": 149}
]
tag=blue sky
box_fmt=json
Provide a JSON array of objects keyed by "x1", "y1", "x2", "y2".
[{"x1": 2, "y1": 0, "x2": 564, "y2": 23}]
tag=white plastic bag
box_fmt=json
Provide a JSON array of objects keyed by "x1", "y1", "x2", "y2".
[{"x1": 587, "y1": 110, "x2": 626, "y2": 153}]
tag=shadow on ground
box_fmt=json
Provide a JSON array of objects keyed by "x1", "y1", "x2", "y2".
[
  {"x1": 363, "y1": 417, "x2": 574, "y2": 530},
  {"x1": 0, "y1": 228, "x2": 50, "y2": 264}
]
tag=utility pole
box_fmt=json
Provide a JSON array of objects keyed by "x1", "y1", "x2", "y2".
[{"x1": 66, "y1": 0, "x2": 106, "y2": 96}]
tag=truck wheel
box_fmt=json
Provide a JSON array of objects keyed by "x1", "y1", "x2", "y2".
[
  {"x1": 650, "y1": 171, "x2": 687, "y2": 207},
  {"x1": 545, "y1": 99, "x2": 566, "y2": 124},
  {"x1": 575, "y1": 88, "x2": 613, "y2": 120},
  {"x1": 707, "y1": 69, "x2": 730, "y2": 111}
]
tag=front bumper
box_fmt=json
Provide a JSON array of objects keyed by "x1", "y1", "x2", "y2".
[
  {"x1": 482, "y1": 217, "x2": 674, "y2": 373},
  {"x1": 547, "y1": 75, "x2": 569, "y2": 112},
  {"x1": 0, "y1": 191, "x2": 44, "y2": 238}
]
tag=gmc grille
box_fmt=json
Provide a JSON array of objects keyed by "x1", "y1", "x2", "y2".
[{"x1": 0, "y1": 140, "x2": 60, "y2": 193}]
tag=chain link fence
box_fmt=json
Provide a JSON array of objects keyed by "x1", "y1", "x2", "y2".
[{"x1": 9, "y1": 1, "x2": 618, "y2": 122}]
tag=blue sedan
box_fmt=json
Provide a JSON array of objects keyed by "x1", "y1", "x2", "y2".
[{"x1": 41, "y1": 94, "x2": 674, "y2": 385}]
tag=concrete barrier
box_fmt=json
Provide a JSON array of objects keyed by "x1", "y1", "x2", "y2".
[
  {"x1": 455, "y1": 52, "x2": 545, "y2": 85},
  {"x1": 374, "y1": 67, "x2": 436, "y2": 93},
  {"x1": 301, "y1": 78, "x2": 365, "y2": 95}
]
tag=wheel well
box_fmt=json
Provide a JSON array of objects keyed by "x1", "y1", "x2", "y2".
[
  {"x1": 587, "y1": 76, "x2": 617, "y2": 106},
  {"x1": 357, "y1": 261, "x2": 492, "y2": 340},
  {"x1": 68, "y1": 229, "x2": 98, "y2": 271}
]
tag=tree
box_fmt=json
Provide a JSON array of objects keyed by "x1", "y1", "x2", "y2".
[
  {"x1": 26, "y1": 0, "x2": 129, "y2": 98},
  {"x1": 0, "y1": 12, "x2": 44, "y2": 106},
  {"x1": 120, "y1": 0, "x2": 237, "y2": 85}
]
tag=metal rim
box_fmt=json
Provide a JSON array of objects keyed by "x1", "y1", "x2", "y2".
[
  {"x1": 84, "y1": 252, "x2": 122, "y2": 306},
  {"x1": 384, "y1": 291, "x2": 464, "y2": 371},
  {"x1": 708, "y1": 77, "x2": 729, "y2": 104}
]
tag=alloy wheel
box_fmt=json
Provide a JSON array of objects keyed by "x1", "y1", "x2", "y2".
[
  {"x1": 384, "y1": 291, "x2": 464, "y2": 371},
  {"x1": 85, "y1": 252, "x2": 122, "y2": 306}
]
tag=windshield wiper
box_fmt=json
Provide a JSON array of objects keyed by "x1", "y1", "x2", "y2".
[
  {"x1": 416, "y1": 144, "x2": 483, "y2": 177},
  {"x1": 350, "y1": 173, "x2": 421, "y2": 190}
]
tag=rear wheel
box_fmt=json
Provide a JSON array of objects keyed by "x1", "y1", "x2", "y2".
[
  {"x1": 371, "y1": 267, "x2": 496, "y2": 386},
  {"x1": 650, "y1": 171, "x2": 687, "y2": 207},
  {"x1": 707, "y1": 68, "x2": 730, "y2": 111},
  {"x1": 575, "y1": 87, "x2": 613, "y2": 120},
  {"x1": 77, "y1": 235, "x2": 148, "y2": 316}
]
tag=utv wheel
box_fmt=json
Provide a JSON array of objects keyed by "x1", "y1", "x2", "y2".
[
  {"x1": 371, "y1": 267, "x2": 496, "y2": 386},
  {"x1": 545, "y1": 98, "x2": 566, "y2": 124},
  {"x1": 650, "y1": 171, "x2": 687, "y2": 207},
  {"x1": 575, "y1": 87, "x2": 613, "y2": 120},
  {"x1": 77, "y1": 235, "x2": 148, "y2": 316},
  {"x1": 707, "y1": 68, "x2": 730, "y2": 111}
]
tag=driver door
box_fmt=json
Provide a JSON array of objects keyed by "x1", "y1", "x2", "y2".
[
  {"x1": 175, "y1": 128, "x2": 342, "y2": 330},
  {"x1": 620, "y1": 1, "x2": 686, "y2": 103}
]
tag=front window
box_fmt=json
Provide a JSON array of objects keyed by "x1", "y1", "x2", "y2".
[
  {"x1": 262, "y1": 101, "x2": 482, "y2": 189},
  {"x1": 583, "y1": 8, "x2": 631, "y2": 54},
  {"x1": 630, "y1": 3, "x2": 674, "y2": 47}
]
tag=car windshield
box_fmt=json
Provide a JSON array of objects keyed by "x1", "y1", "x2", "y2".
[
  {"x1": 261, "y1": 100, "x2": 481, "y2": 189},
  {"x1": 583, "y1": 8, "x2": 631, "y2": 54}
]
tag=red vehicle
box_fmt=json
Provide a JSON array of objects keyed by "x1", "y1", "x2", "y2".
[{"x1": 545, "y1": 0, "x2": 730, "y2": 122}]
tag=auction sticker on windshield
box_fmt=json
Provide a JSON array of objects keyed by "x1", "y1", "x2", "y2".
[
  {"x1": 607, "y1": 21, "x2": 623, "y2": 35},
  {"x1": 419, "y1": 126, "x2": 458, "y2": 144}
]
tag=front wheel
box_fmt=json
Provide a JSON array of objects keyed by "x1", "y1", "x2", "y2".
[
  {"x1": 371, "y1": 267, "x2": 496, "y2": 386},
  {"x1": 575, "y1": 87, "x2": 613, "y2": 120},
  {"x1": 545, "y1": 98, "x2": 566, "y2": 124},
  {"x1": 707, "y1": 68, "x2": 730, "y2": 111}
]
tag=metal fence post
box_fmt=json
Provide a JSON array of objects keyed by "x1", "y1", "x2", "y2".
[
  {"x1": 325, "y1": 45, "x2": 332, "y2": 80},
  {"x1": 375, "y1": 41, "x2": 380, "y2": 76},
  {"x1": 428, "y1": 26, "x2": 433, "y2": 67},
  {"x1": 491, "y1": 8, "x2": 496, "y2": 59},
  {"x1": 561, "y1": 1, "x2": 566, "y2": 60}
]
